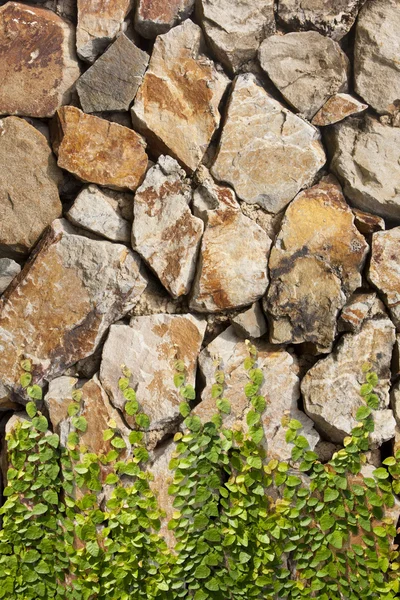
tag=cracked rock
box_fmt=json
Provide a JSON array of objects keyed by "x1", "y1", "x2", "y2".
[{"x1": 135, "y1": 0, "x2": 195, "y2": 38}]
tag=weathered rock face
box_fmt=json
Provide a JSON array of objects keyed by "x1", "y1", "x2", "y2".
[
  {"x1": 266, "y1": 178, "x2": 368, "y2": 352},
  {"x1": 302, "y1": 296, "x2": 396, "y2": 445},
  {"x1": 0, "y1": 2, "x2": 80, "y2": 118},
  {"x1": 338, "y1": 293, "x2": 377, "y2": 333},
  {"x1": 368, "y1": 228, "x2": 400, "y2": 329},
  {"x1": 231, "y1": 302, "x2": 267, "y2": 339},
  {"x1": 76, "y1": 34, "x2": 149, "y2": 113},
  {"x1": 0, "y1": 259, "x2": 21, "y2": 295},
  {"x1": 77, "y1": 0, "x2": 133, "y2": 63},
  {"x1": 327, "y1": 116, "x2": 400, "y2": 220},
  {"x1": 211, "y1": 74, "x2": 326, "y2": 214},
  {"x1": 67, "y1": 185, "x2": 132, "y2": 243},
  {"x1": 0, "y1": 117, "x2": 63, "y2": 259},
  {"x1": 277, "y1": 0, "x2": 365, "y2": 40},
  {"x1": 197, "y1": 0, "x2": 275, "y2": 73},
  {"x1": 258, "y1": 32, "x2": 349, "y2": 120},
  {"x1": 131, "y1": 20, "x2": 229, "y2": 173},
  {"x1": 189, "y1": 175, "x2": 271, "y2": 313},
  {"x1": 354, "y1": 0, "x2": 400, "y2": 117},
  {"x1": 52, "y1": 106, "x2": 148, "y2": 191},
  {"x1": 352, "y1": 208, "x2": 385, "y2": 236},
  {"x1": 311, "y1": 93, "x2": 368, "y2": 127},
  {"x1": 0, "y1": 219, "x2": 147, "y2": 405},
  {"x1": 129, "y1": 272, "x2": 188, "y2": 318},
  {"x1": 194, "y1": 327, "x2": 319, "y2": 461},
  {"x1": 100, "y1": 314, "x2": 206, "y2": 442},
  {"x1": 391, "y1": 383, "x2": 400, "y2": 427},
  {"x1": 132, "y1": 156, "x2": 204, "y2": 298},
  {"x1": 135, "y1": 0, "x2": 195, "y2": 38},
  {"x1": 148, "y1": 441, "x2": 176, "y2": 549}
]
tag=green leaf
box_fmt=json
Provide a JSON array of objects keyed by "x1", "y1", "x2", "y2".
[
  {"x1": 32, "y1": 503, "x2": 48, "y2": 515},
  {"x1": 32, "y1": 415, "x2": 48, "y2": 433},
  {"x1": 136, "y1": 413, "x2": 151, "y2": 429},
  {"x1": 118, "y1": 377, "x2": 130, "y2": 391},
  {"x1": 20, "y1": 372, "x2": 32, "y2": 388},
  {"x1": 372, "y1": 467, "x2": 389, "y2": 480},
  {"x1": 111, "y1": 437, "x2": 127, "y2": 450},
  {"x1": 320, "y1": 514, "x2": 335, "y2": 531},
  {"x1": 125, "y1": 399, "x2": 139, "y2": 415},
  {"x1": 365, "y1": 393, "x2": 380, "y2": 409},
  {"x1": 24, "y1": 549, "x2": 40, "y2": 563},
  {"x1": 174, "y1": 360, "x2": 185, "y2": 372},
  {"x1": 246, "y1": 410, "x2": 260, "y2": 427},
  {"x1": 356, "y1": 406, "x2": 371, "y2": 420},
  {"x1": 20, "y1": 359, "x2": 32, "y2": 372},
  {"x1": 181, "y1": 385, "x2": 196, "y2": 400},
  {"x1": 249, "y1": 368, "x2": 263, "y2": 385},
  {"x1": 247, "y1": 456, "x2": 262, "y2": 469},
  {"x1": 105, "y1": 473, "x2": 119, "y2": 485},
  {"x1": 244, "y1": 357, "x2": 255, "y2": 371},
  {"x1": 26, "y1": 402, "x2": 37, "y2": 418},
  {"x1": 72, "y1": 416, "x2": 88, "y2": 432},
  {"x1": 103, "y1": 429, "x2": 114, "y2": 441},
  {"x1": 372, "y1": 526, "x2": 386, "y2": 538},
  {"x1": 179, "y1": 402, "x2": 191, "y2": 418},
  {"x1": 366, "y1": 372, "x2": 378, "y2": 387},
  {"x1": 68, "y1": 402, "x2": 80, "y2": 417},
  {"x1": 244, "y1": 382, "x2": 259, "y2": 397},
  {"x1": 123, "y1": 387, "x2": 136, "y2": 402},
  {"x1": 360, "y1": 383, "x2": 373, "y2": 397},
  {"x1": 43, "y1": 490, "x2": 58, "y2": 505},
  {"x1": 72, "y1": 389, "x2": 83, "y2": 402},
  {"x1": 174, "y1": 373, "x2": 185, "y2": 388},
  {"x1": 328, "y1": 531, "x2": 343, "y2": 549},
  {"x1": 194, "y1": 565, "x2": 211, "y2": 579},
  {"x1": 251, "y1": 395, "x2": 266, "y2": 412},
  {"x1": 28, "y1": 384, "x2": 43, "y2": 400},
  {"x1": 324, "y1": 488, "x2": 339, "y2": 502},
  {"x1": 216, "y1": 398, "x2": 231, "y2": 414}
]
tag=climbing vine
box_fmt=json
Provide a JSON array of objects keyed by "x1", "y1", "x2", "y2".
[{"x1": 0, "y1": 351, "x2": 399, "y2": 599}]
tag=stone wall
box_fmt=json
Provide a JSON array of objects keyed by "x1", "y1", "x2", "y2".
[{"x1": 0, "y1": 0, "x2": 400, "y2": 533}]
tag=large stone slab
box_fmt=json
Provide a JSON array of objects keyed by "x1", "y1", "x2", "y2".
[
  {"x1": 368, "y1": 228, "x2": 400, "y2": 330},
  {"x1": 100, "y1": 314, "x2": 206, "y2": 443},
  {"x1": 197, "y1": 0, "x2": 275, "y2": 73},
  {"x1": 327, "y1": 115, "x2": 400, "y2": 220},
  {"x1": 265, "y1": 177, "x2": 368, "y2": 352},
  {"x1": 211, "y1": 74, "x2": 325, "y2": 214},
  {"x1": 0, "y1": 2, "x2": 80, "y2": 117},
  {"x1": 354, "y1": 0, "x2": 400, "y2": 117},
  {"x1": 189, "y1": 174, "x2": 271, "y2": 313},
  {"x1": 302, "y1": 296, "x2": 396, "y2": 446},
  {"x1": 277, "y1": 0, "x2": 366, "y2": 41},
  {"x1": 52, "y1": 106, "x2": 148, "y2": 191},
  {"x1": 77, "y1": 0, "x2": 133, "y2": 63},
  {"x1": 194, "y1": 327, "x2": 319, "y2": 461},
  {"x1": 259, "y1": 32, "x2": 349, "y2": 120},
  {"x1": 132, "y1": 156, "x2": 203, "y2": 298},
  {"x1": 135, "y1": 0, "x2": 195, "y2": 38},
  {"x1": 0, "y1": 219, "x2": 147, "y2": 405},
  {"x1": 0, "y1": 117, "x2": 62, "y2": 259},
  {"x1": 76, "y1": 33, "x2": 149, "y2": 113},
  {"x1": 131, "y1": 20, "x2": 229, "y2": 173}
]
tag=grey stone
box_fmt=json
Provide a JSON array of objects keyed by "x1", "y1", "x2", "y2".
[
  {"x1": 135, "y1": 0, "x2": 195, "y2": 38},
  {"x1": 0, "y1": 258, "x2": 21, "y2": 294},
  {"x1": 231, "y1": 302, "x2": 267, "y2": 338}
]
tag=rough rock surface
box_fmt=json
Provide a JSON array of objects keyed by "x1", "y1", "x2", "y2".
[
  {"x1": 391, "y1": 383, "x2": 400, "y2": 427},
  {"x1": 311, "y1": 93, "x2": 368, "y2": 127},
  {"x1": 302, "y1": 297, "x2": 396, "y2": 445},
  {"x1": 148, "y1": 441, "x2": 176, "y2": 548},
  {"x1": 129, "y1": 272, "x2": 188, "y2": 317},
  {"x1": 327, "y1": 116, "x2": 400, "y2": 220},
  {"x1": 189, "y1": 175, "x2": 271, "y2": 312},
  {"x1": 368, "y1": 228, "x2": 400, "y2": 329},
  {"x1": 76, "y1": 34, "x2": 149, "y2": 113},
  {"x1": 131, "y1": 20, "x2": 229, "y2": 172},
  {"x1": 0, "y1": 259, "x2": 21, "y2": 295},
  {"x1": 53, "y1": 106, "x2": 148, "y2": 191},
  {"x1": 266, "y1": 178, "x2": 368, "y2": 352},
  {"x1": 0, "y1": 219, "x2": 147, "y2": 405},
  {"x1": 0, "y1": 117, "x2": 62, "y2": 258},
  {"x1": 338, "y1": 293, "x2": 377, "y2": 333},
  {"x1": 352, "y1": 208, "x2": 385, "y2": 236},
  {"x1": 132, "y1": 156, "x2": 203, "y2": 298},
  {"x1": 194, "y1": 327, "x2": 319, "y2": 461},
  {"x1": 77, "y1": 0, "x2": 133, "y2": 63},
  {"x1": 277, "y1": 0, "x2": 365, "y2": 40},
  {"x1": 67, "y1": 185, "x2": 132, "y2": 242},
  {"x1": 135, "y1": 0, "x2": 195, "y2": 38},
  {"x1": 0, "y1": 2, "x2": 80, "y2": 117},
  {"x1": 197, "y1": 0, "x2": 275, "y2": 73},
  {"x1": 354, "y1": 0, "x2": 400, "y2": 116},
  {"x1": 100, "y1": 314, "x2": 206, "y2": 441},
  {"x1": 258, "y1": 32, "x2": 349, "y2": 120},
  {"x1": 231, "y1": 302, "x2": 267, "y2": 339},
  {"x1": 211, "y1": 74, "x2": 326, "y2": 214}
]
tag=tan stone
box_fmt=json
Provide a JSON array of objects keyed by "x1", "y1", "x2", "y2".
[
  {"x1": 194, "y1": 327, "x2": 319, "y2": 461},
  {"x1": 266, "y1": 178, "x2": 368, "y2": 352},
  {"x1": 132, "y1": 156, "x2": 204, "y2": 298},
  {"x1": 0, "y1": 117, "x2": 62, "y2": 258},
  {"x1": 231, "y1": 302, "x2": 267, "y2": 339},
  {"x1": 189, "y1": 175, "x2": 271, "y2": 313},
  {"x1": 312, "y1": 93, "x2": 367, "y2": 127},
  {"x1": 131, "y1": 20, "x2": 229, "y2": 173},
  {"x1": 368, "y1": 228, "x2": 400, "y2": 329},
  {"x1": 338, "y1": 293, "x2": 377, "y2": 333},
  {"x1": 211, "y1": 74, "x2": 326, "y2": 214},
  {"x1": 0, "y1": 219, "x2": 147, "y2": 405},
  {"x1": 77, "y1": 0, "x2": 133, "y2": 63},
  {"x1": 53, "y1": 106, "x2": 148, "y2": 192},
  {"x1": 0, "y1": 2, "x2": 80, "y2": 117},
  {"x1": 135, "y1": 0, "x2": 195, "y2": 38},
  {"x1": 148, "y1": 441, "x2": 176, "y2": 549}
]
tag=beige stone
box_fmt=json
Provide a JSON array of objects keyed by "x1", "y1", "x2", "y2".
[
  {"x1": 0, "y1": 2, "x2": 80, "y2": 117},
  {"x1": 148, "y1": 441, "x2": 176, "y2": 549},
  {"x1": 259, "y1": 32, "x2": 349, "y2": 120},
  {"x1": 135, "y1": 0, "x2": 195, "y2": 38},
  {"x1": 266, "y1": 178, "x2": 368, "y2": 352},
  {"x1": 368, "y1": 228, "x2": 400, "y2": 329},
  {"x1": 312, "y1": 93, "x2": 368, "y2": 127},
  {"x1": 53, "y1": 106, "x2": 148, "y2": 192},
  {"x1": 0, "y1": 117, "x2": 62, "y2": 258},
  {"x1": 231, "y1": 302, "x2": 267, "y2": 339},
  {"x1": 132, "y1": 156, "x2": 204, "y2": 298},
  {"x1": 211, "y1": 74, "x2": 326, "y2": 214},
  {"x1": 0, "y1": 219, "x2": 147, "y2": 405},
  {"x1": 131, "y1": 20, "x2": 229, "y2": 173},
  {"x1": 338, "y1": 293, "x2": 377, "y2": 333}
]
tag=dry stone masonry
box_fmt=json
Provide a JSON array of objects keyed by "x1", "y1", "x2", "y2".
[{"x1": 0, "y1": 0, "x2": 399, "y2": 534}]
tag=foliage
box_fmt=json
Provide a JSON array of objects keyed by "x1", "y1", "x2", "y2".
[{"x1": 0, "y1": 354, "x2": 399, "y2": 599}]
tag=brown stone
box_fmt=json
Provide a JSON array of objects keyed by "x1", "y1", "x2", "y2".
[
  {"x1": 311, "y1": 93, "x2": 368, "y2": 127},
  {"x1": 0, "y1": 117, "x2": 62, "y2": 259},
  {"x1": 368, "y1": 228, "x2": 400, "y2": 329},
  {"x1": 135, "y1": 0, "x2": 195, "y2": 38},
  {"x1": 0, "y1": 2, "x2": 80, "y2": 117},
  {"x1": 338, "y1": 293, "x2": 377, "y2": 333},
  {"x1": 353, "y1": 208, "x2": 385, "y2": 236},
  {"x1": 52, "y1": 106, "x2": 148, "y2": 191},
  {"x1": 131, "y1": 20, "x2": 229, "y2": 173},
  {"x1": 0, "y1": 219, "x2": 147, "y2": 405}
]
